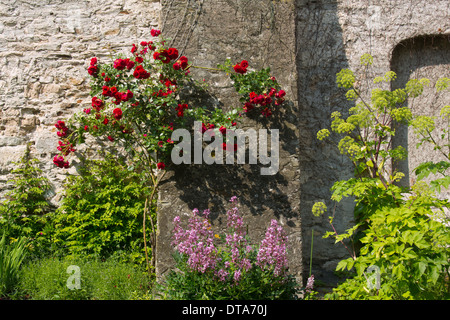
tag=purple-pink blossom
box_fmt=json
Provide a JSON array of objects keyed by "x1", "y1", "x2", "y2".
[
  {"x1": 170, "y1": 196, "x2": 290, "y2": 286},
  {"x1": 256, "y1": 219, "x2": 289, "y2": 277},
  {"x1": 171, "y1": 208, "x2": 218, "y2": 273}
]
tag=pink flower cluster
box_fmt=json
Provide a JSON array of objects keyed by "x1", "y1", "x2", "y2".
[
  {"x1": 171, "y1": 196, "x2": 290, "y2": 286},
  {"x1": 222, "y1": 196, "x2": 253, "y2": 284},
  {"x1": 172, "y1": 208, "x2": 218, "y2": 274},
  {"x1": 256, "y1": 219, "x2": 289, "y2": 277}
]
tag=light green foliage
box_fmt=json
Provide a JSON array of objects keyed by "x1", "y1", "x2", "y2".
[
  {"x1": 316, "y1": 128, "x2": 330, "y2": 141},
  {"x1": 316, "y1": 54, "x2": 450, "y2": 299},
  {"x1": 336, "y1": 69, "x2": 355, "y2": 89},
  {"x1": 405, "y1": 78, "x2": 430, "y2": 97},
  {"x1": 50, "y1": 153, "x2": 151, "y2": 265},
  {"x1": 360, "y1": 53, "x2": 373, "y2": 66},
  {"x1": 436, "y1": 77, "x2": 450, "y2": 92},
  {"x1": 312, "y1": 202, "x2": 327, "y2": 217}
]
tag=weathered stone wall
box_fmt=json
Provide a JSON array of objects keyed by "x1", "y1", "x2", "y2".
[
  {"x1": 0, "y1": 0, "x2": 161, "y2": 202},
  {"x1": 0, "y1": 0, "x2": 449, "y2": 288}
]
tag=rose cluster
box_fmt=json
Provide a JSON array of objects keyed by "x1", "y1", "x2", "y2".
[
  {"x1": 53, "y1": 29, "x2": 269, "y2": 173},
  {"x1": 233, "y1": 60, "x2": 248, "y2": 74},
  {"x1": 229, "y1": 59, "x2": 286, "y2": 117},
  {"x1": 53, "y1": 120, "x2": 75, "y2": 168},
  {"x1": 244, "y1": 88, "x2": 285, "y2": 117},
  {"x1": 87, "y1": 57, "x2": 98, "y2": 77},
  {"x1": 53, "y1": 155, "x2": 69, "y2": 168},
  {"x1": 55, "y1": 120, "x2": 69, "y2": 138}
]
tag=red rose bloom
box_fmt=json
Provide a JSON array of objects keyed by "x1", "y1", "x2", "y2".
[
  {"x1": 219, "y1": 126, "x2": 227, "y2": 135},
  {"x1": 179, "y1": 56, "x2": 188, "y2": 69},
  {"x1": 167, "y1": 48, "x2": 179, "y2": 60},
  {"x1": 276, "y1": 89, "x2": 286, "y2": 98},
  {"x1": 157, "y1": 162, "x2": 165, "y2": 170},
  {"x1": 133, "y1": 65, "x2": 150, "y2": 79},
  {"x1": 173, "y1": 62, "x2": 181, "y2": 70},
  {"x1": 151, "y1": 29, "x2": 161, "y2": 37},
  {"x1": 113, "y1": 108, "x2": 123, "y2": 120},
  {"x1": 233, "y1": 60, "x2": 248, "y2": 74},
  {"x1": 88, "y1": 65, "x2": 98, "y2": 76}
]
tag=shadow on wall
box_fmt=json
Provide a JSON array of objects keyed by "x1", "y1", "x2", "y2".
[
  {"x1": 391, "y1": 35, "x2": 450, "y2": 188},
  {"x1": 296, "y1": 0, "x2": 353, "y2": 286}
]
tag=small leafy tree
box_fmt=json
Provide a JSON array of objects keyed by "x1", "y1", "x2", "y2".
[
  {"x1": 313, "y1": 54, "x2": 450, "y2": 299},
  {"x1": 0, "y1": 144, "x2": 52, "y2": 242}
]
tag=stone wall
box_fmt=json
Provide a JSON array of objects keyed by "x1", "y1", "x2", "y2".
[
  {"x1": 0, "y1": 0, "x2": 161, "y2": 202},
  {"x1": 0, "y1": 0, "x2": 449, "y2": 287}
]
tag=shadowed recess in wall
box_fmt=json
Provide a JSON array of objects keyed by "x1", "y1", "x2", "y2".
[{"x1": 391, "y1": 35, "x2": 450, "y2": 188}]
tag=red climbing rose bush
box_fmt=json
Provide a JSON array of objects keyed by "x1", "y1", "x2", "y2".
[
  {"x1": 54, "y1": 30, "x2": 286, "y2": 172},
  {"x1": 52, "y1": 29, "x2": 287, "y2": 274}
]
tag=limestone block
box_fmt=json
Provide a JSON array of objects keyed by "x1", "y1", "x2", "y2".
[
  {"x1": 0, "y1": 145, "x2": 27, "y2": 167},
  {"x1": 0, "y1": 136, "x2": 23, "y2": 147}
]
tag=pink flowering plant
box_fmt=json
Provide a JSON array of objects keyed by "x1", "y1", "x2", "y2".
[
  {"x1": 52, "y1": 30, "x2": 286, "y2": 274},
  {"x1": 159, "y1": 196, "x2": 298, "y2": 300}
]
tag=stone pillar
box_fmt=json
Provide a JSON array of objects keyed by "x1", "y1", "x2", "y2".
[{"x1": 155, "y1": 0, "x2": 302, "y2": 284}]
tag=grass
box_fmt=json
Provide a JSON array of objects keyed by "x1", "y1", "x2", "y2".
[{"x1": 11, "y1": 255, "x2": 153, "y2": 300}]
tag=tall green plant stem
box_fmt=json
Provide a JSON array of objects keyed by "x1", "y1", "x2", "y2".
[
  {"x1": 143, "y1": 170, "x2": 166, "y2": 277},
  {"x1": 309, "y1": 229, "x2": 314, "y2": 277}
]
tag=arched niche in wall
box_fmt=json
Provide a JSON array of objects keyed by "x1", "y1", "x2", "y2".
[{"x1": 391, "y1": 35, "x2": 450, "y2": 195}]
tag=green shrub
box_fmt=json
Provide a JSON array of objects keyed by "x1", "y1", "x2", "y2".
[
  {"x1": 17, "y1": 255, "x2": 151, "y2": 300},
  {"x1": 50, "y1": 152, "x2": 153, "y2": 265},
  {"x1": 0, "y1": 144, "x2": 53, "y2": 257},
  {"x1": 0, "y1": 234, "x2": 28, "y2": 297}
]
